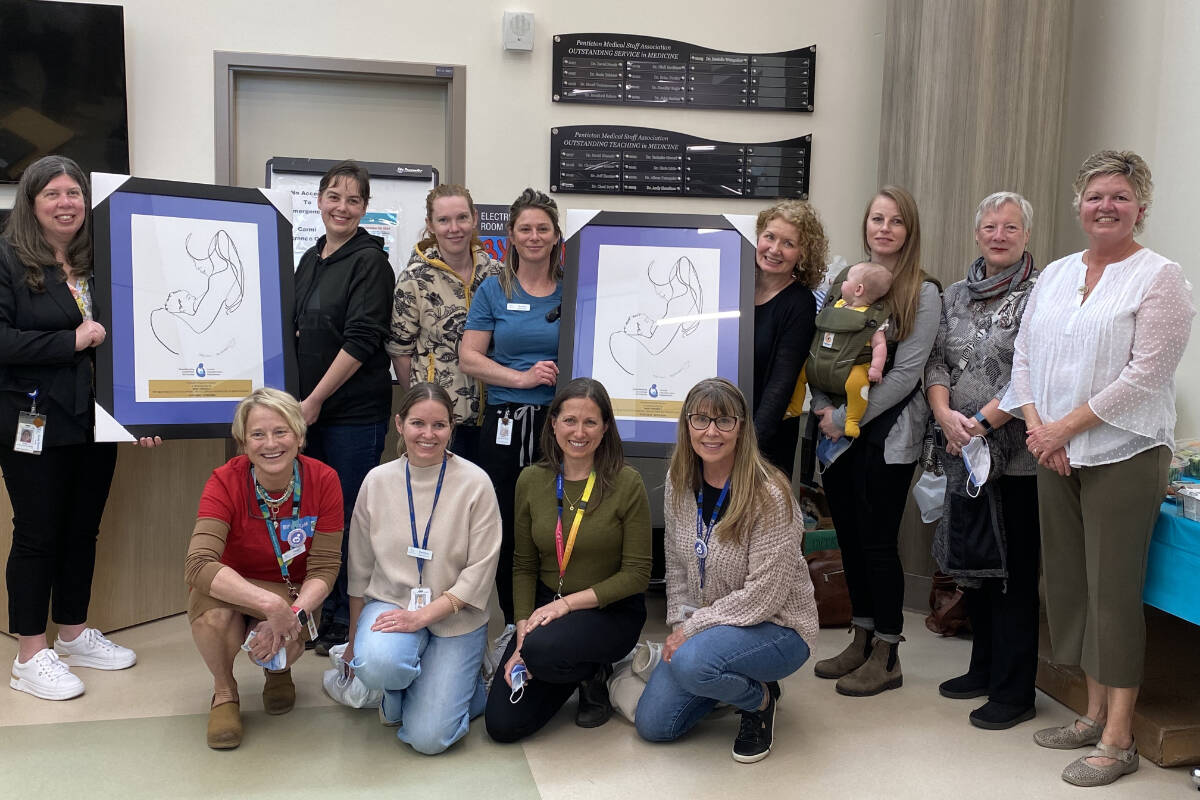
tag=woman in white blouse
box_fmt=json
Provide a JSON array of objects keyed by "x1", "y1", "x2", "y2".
[{"x1": 1002, "y1": 150, "x2": 1194, "y2": 788}]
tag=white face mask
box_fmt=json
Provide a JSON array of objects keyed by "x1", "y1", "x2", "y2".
[{"x1": 962, "y1": 435, "x2": 991, "y2": 497}]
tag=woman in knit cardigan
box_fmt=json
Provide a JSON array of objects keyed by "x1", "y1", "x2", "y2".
[{"x1": 635, "y1": 378, "x2": 818, "y2": 764}]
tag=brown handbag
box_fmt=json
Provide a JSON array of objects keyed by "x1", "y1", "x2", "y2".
[
  {"x1": 805, "y1": 549, "x2": 852, "y2": 627},
  {"x1": 925, "y1": 570, "x2": 971, "y2": 636}
]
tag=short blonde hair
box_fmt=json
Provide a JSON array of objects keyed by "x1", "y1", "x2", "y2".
[
  {"x1": 231, "y1": 388, "x2": 306, "y2": 451},
  {"x1": 1071, "y1": 150, "x2": 1153, "y2": 235}
]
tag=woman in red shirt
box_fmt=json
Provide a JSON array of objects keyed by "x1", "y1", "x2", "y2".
[{"x1": 184, "y1": 388, "x2": 343, "y2": 749}]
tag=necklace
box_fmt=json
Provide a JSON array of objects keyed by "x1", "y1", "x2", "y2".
[
  {"x1": 562, "y1": 484, "x2": 585, "y2": 512},
  {"x1": 255, "y1": 475, "x2": 295, "y2": 510}
]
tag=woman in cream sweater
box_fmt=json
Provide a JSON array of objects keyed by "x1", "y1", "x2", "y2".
[{"x1": 343, "y1": 382, "x2": 502, "y2": 755}]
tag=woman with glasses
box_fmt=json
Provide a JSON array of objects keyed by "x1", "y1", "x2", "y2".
[
  {"x1": 485, "y1": 378, "x2": 651, "y2": 742},
  {"x1": 635, "y1": 378, "x2": 817, "y2": 764}
]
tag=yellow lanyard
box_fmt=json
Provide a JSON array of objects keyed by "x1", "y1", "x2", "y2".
[{"x1": 554, "y1": 471, "x2": 596, "y2": 596}]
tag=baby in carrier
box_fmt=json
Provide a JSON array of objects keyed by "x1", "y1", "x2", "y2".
[{"x1": 793, "y1": 261, "x2": 893, "y2": 438}]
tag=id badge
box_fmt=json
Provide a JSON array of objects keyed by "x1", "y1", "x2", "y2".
[
  {"x1": 279, "y1": 517, "x2": 316, "y2": 563},
  {"x1": 408, "y1": 586, "x2": 433, "y2": 611},
  {"x1": 407, "y1": 545, "x2": 433, "y2": 561},
  {"x1": 506, "y1": 302, "x2": 531, "y2": 312},
  {"x1": 14, "y1": 411, "x2": 46, "y2": 455},
  {"x1": 302, "y1": 611, "x2": 318, "y2": 640},
  {"x1": 496, "y1": 416, "x2": 513, "y2": 446}
]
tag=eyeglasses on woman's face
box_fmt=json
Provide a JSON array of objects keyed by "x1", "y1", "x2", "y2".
[{"x1": 686, "y1": 413, "x2": 739, "y2": 432}]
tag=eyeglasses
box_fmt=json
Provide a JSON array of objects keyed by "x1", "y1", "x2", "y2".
[{"x1": 686, "y1": 413, "x2": 739, "y2": 432}]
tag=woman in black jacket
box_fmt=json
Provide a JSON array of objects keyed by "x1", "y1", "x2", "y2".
[
  {"x1": 1, "y1": 156, "x2": 157, "y2": 701},
  {"x1": 751, "y1": 200, "x2": 827, "y2": 477},
  {"x1": 293, "y1": 160, "x2": 395, "y2": 653}
]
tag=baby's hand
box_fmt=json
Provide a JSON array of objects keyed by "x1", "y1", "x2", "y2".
[{"x1": 868, "y1": 367, "x2": 883, "y2": 383}]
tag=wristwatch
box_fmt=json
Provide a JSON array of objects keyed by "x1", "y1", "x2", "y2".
[{"x1": 973, "y1": 410, "x2": 993, "y2": 432}]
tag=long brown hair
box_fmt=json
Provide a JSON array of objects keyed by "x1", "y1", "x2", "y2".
[
  {"x1": 2, "y1": 155, "x2": 92, "y2": 291},
  {"x1": 539, "y1": 378, "x2": 625, "y2": 496},
  {"x1": 417, "y1": 183, "x2": 484, "y2": 255},
  {"x1": 498, "y1": 187, "x2": 562, "y2": 300},
  {"x1": 862, "y1": 185, "x2": 923, "y2": 339},
  {"x1": 666, "y1": 378, "x2": 793, "y2": 544}
]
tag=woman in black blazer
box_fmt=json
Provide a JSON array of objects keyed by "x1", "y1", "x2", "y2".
[{"x1": 0, "y1": 156, "x2": 156, "y2": 701}]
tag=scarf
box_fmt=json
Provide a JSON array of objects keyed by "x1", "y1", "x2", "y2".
[{"x1": 966, "y1": 250, "x2": 1034, "y2": 301}]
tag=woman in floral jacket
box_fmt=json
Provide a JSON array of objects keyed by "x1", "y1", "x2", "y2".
[{"x1": 388, "y1": 184, "x2": 502, "y2": 462}]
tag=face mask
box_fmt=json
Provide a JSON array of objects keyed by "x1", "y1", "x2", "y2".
[
  {"x1": 241, "y1": 629, "x2": 288, "y2": 670},
  {"x1": 509, "y1": 662, "x2": 528, "y2": 704},
  {"x1": 962, "y1": 435, "x2": 991, "y2": 497}
]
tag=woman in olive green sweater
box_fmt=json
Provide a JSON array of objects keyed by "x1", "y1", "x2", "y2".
[{"x1": 485, "y1": 378, "x2": 652, "y2": 741}]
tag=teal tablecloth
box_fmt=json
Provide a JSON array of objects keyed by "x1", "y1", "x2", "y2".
[{"x1": 1144, "y1": 499, "x2": 1200, "y2": 626}]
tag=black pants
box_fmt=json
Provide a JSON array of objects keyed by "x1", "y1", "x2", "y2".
[
  {"x1": 758, "y1": 415, "x2": 800, "y2": 479},
  {"x1": 964, "y1": 475, "x2": 1041, "y2": 706},
  {"x1": 1, "y1": 442, "x2": 118, "y2": 635},
  {"x1": 485, "y1": 583, "x2": 645, "y2": 742},
  {"x1": 449, "y1": 424, "x2": 481, "y2": 464},
  {"x1": 476, "y1": 403, "x2": 548, "y2": 624},
  {"x1": 821, "y1": 438, "x2": 914, "y2": 636}
]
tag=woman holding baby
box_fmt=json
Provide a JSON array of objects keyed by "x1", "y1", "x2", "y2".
[{"x1": 809, "y1": 186, "x2": 940, "y2": 697}]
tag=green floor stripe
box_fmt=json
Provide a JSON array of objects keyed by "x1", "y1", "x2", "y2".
[{"x1": 1, "y1": 704, "x2": 539, "y2": 799}]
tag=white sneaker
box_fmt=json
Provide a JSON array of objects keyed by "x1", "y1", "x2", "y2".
[
  {"x1": 54, "y1": 628, "x2": 137, "y2": 670},
  {"x1": 10, "y1": 649, "x2": 85, "y2": 700}
]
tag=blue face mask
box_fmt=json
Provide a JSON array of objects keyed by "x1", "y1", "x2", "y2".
[
  {"x1": 241, "y1": 630, "x2": 288, "y2": 670},
  {"x1": 962, "y1": 436, "x2": 992, "y2": 497},
  {"x1": 509, "y1": 663, "x2": 528, "y2": 704}
]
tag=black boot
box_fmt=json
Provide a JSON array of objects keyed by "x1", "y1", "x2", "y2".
[{"x1": 576, "y1": 664, "x2": 614, "y2": 728}]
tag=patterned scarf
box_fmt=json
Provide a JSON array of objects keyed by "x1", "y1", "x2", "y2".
[{"x1": 966, "y1": 251, "x2": 1034, "y2": 301}]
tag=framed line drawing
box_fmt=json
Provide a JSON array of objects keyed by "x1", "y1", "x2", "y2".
[
  {"x1": 561, "y1": 210, "x2": 756, "y2": 457},
  {"x1": 91, "y1": 174, "x2": 297, "y2": 440}
]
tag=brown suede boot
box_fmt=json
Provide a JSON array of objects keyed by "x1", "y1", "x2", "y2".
[
  {"x1": 835, "y1": 636, "x2": 903, "y2": 696},
  {"x1": 262, "y1": 668, "x2": 296, "y2": 715},
  {"x1": 207, "y1": 697, "x2": 242, "y2": 749},
  {"x1": 813, "y1": 624, "x2": 873, "y2": 679}
]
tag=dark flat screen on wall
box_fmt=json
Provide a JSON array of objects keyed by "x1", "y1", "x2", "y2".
[{"x1": 0, "y1": 0, "x2": 129, "y2": 183}]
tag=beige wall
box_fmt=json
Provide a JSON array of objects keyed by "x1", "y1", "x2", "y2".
[
  {"x1": 79, "y1": 0, "x2": 887, "y2": 265},
  {"x1": 1055, "y1": 0, "x2": 1200, "y2": 438}
]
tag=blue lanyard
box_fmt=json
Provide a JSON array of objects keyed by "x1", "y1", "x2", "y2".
[
  {"x1": 406, "y1": 454, "x2": 447, "y2": 586},
  {"x1": 253, "y1": 461, "x2": 302, "y2": 590},
  {"x1": 694, "y1": 479, "x2": 730, "y2": 588}
]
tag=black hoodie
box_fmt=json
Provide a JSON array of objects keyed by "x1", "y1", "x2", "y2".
[{"x1": 293, "y1": 228, "x2": 394, "y2": 424}]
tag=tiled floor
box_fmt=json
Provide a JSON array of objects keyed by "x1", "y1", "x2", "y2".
[{"x1": 1, "y1": 601, "x2": 1191, "y2": 798}]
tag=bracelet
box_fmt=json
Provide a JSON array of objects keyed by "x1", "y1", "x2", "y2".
[
  {"x1": 443, "y1": 592, "x2": 461, "y2": 614},
  {"x1": 973, "y1": 410, "x2": 993, "y2": 432},
  {"x1": 559, "y1": 596, "x2": 572, "y2": 613}
]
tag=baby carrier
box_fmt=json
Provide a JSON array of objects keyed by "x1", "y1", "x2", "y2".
[{"x1": 805, "y1": 278, "x2": 891, "y2": 403}]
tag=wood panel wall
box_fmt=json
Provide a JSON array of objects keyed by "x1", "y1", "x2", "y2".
[{"x1": 0, "y1": 439, "x2": 226, "y2": 635}]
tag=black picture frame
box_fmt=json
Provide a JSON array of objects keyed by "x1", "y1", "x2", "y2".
[
  {"x1": 91, "y1": 174, "x2": 297, "y2": 440},
  {"x1": 560, "y1": 210, "x2": 756, "y2": 458}
]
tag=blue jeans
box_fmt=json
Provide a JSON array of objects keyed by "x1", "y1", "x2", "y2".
[
  {"x1": 306, "y1": 420, "x2": 388, "y2": 626},
  {"x1": 352, "y1": 600, "x2": 488, "y2": 755},
  {"x1": 635, "y1": 622, "x2": 810, "y2": 742}
]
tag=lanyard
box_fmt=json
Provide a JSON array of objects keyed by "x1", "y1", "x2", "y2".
[
  {"x1": 694, "y1": 479, "x2": 731, "y2": 589},
  {"x1": 406, "y1": 454, "x2": 448, "y2": 586},
  {"x1": 253, "y1": 461, "x2": 302, "y2": 594},
  {"x1": 554, "y1": 470, "x2": 596, "y2": 596}
]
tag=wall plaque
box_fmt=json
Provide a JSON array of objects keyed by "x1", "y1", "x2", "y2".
[
  {"x1": 552, "y1": 34, "x2": 815, "y2": 112},
  {"x1": 551, "y1": 126, "x2": 810, "y2": 200}
]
